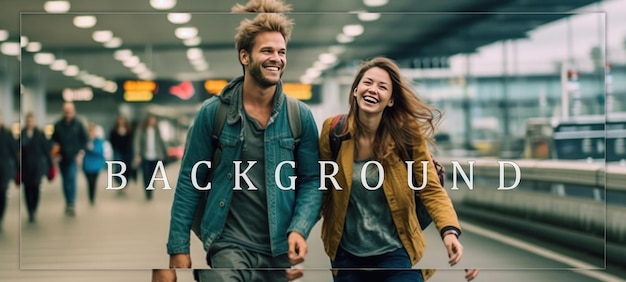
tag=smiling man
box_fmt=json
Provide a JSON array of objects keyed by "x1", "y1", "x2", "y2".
[{"x1": 161, "y1": 1, "x2": 322, "y2": 281}]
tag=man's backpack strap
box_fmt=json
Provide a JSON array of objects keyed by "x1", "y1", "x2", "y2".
[{"x1": 286, "y1": 96, "x2": 302, "y2": 146}]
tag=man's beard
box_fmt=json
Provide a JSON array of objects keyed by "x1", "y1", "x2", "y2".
[{"x1": 249, "y1": 58, "x2": 283, "y2": 88}]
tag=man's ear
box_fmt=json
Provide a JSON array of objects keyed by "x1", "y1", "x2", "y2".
[{"x1": 239, "y1": 49, "x2": 249, "y2": 65}]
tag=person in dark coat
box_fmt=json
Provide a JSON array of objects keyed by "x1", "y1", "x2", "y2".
[
  {"x1": 109, "y1": 114, "x2": 134, "y2": 191},
  {"x1": 20, "y1": 112, "x2": 53, "y2": 223},
  {"x1": 0, "y1": 115, "x2": 19, "y2": 230},
  {"x1": 51, "y1": 102, "x2": 88, "y2": 217}
]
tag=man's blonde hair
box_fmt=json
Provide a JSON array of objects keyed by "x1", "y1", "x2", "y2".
[{"x1": 232, "y1": 0, "x2": 294, "y2": 54}]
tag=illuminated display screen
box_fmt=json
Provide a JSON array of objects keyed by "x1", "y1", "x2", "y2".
[{"x1": 117, "y1": 79, "x2": 321, "y2": 104}]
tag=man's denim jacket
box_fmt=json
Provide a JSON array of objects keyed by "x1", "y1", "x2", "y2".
[{"x1": 166, "y1": 76, "x2": 322, "y2": 256}]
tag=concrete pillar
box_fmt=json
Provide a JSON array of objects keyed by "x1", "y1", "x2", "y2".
[
  {"x1": 310, "y1": 75, "x2": 342, "y2": 130},
  {"x1": 0, "y1": 68, "x2": 14, "y2": 125},
  {"x1": 22, "y1": 76, "x2": 47, "y2": 128}
]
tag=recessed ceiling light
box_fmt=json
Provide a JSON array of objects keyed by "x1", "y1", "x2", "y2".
[
  {"x1": 328, "y1": 45, "x2": 346, "y2": 55},
  {"x1": 0, "y1": 42, "x2": 20, "y2": 56},
  {"x1": 0, "y1": 30, "x2": 8, "y2": 41},
  {"x1": 150, "y1": 0, "x2": 176, "y2": 10},
  {"x1": 313, "y1": 61, "x2": 329, "y2": 71},
  {"x1": 343, "y1": 24, "x2": 364, "y2": 37},
  {"x1": 319, "y1": 53, "x2": 337, "y2": 65},
  {"x1": 358, "y1": 12, "x2": 380, "y2": 22},
  {"x1": 73, "y1": 16, "x2": 97, "y2": 28},
  {"x1": 63, "y1": 65, "x2": 79, "y2": 76},
  {"x1": 138, "y1": 72, "x2": 154, "y2": 80},
  {"x1": 168, "y1": 13, "x2": 191, "y2": 24},
  {"x1": 131, "y1": 63, "x2": 147, "y2": 74},
  {"x1": 336, "y1": 33, "x2": 354, "y2": 43},
  {"x1": 26, "y1": 41, "x2": 42, "y2": 52},
  {"x1": 114, "y1": 49, "x2": 133, "y2": 61},
  {"x1": 50, "y1": 59, "x2": 68, "y2": 71},
  {"x1": 123, "y1": 56, "x2": 141, "y2": 68},
  {"x1": 103, "y1": 81, "x2": 118, "y2": 93},
  {"x1": 89, "y1": 77, "x2": 106, "y2": 88},
  {"x1": 175, "y1": 27, "x2": 198, "y2": 40},
  {"x1": 92, "y1": 30, "x2": 114, "y2": 43},
  {"x1": 186, "y1": 48, "x2": 203, "y2": 60},
  {"x1": 363, "y1": 0, "x2": 388, "y2": 7},
  {"x1": 33, "y1": 52, "x2": 56, "y2": 65},
  {"x1": 20, "y1": 36, "x2": 29, "y2": 48},
  {"x1": 103, "y1": 37, "x2": 123, "y2": 48},
  {"x1": 183, "y1": 37, "x2": 202, "y2": 46},
  {"x1": 44, "y1": 1, "x2": 70, "y2": 13},
  {"x1": 306, "y1": 68, "x2": 321, "y2": 78}
]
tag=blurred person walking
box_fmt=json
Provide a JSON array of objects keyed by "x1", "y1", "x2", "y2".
[
  {"x1": 318, "y1": 57, "x2": 478, "y2": 282},
  {"x1": 51, "y1": 102, "x2": 88, "y2": 217},
  {"x1": 83, "y1": 123, "x2": 106, "y2": 206},
  {"x1": 0, "y1": 115, "x2": 18, "y2": 230},
  {"x1": 133, "y1": 113, "x2": 167, "y2": 201},
  {"x1": 20, "y1": 112, "x2": 54, "y2": 223},
  {"x1": 109, "y1": 114, "x2": 134, "y2": 194}
]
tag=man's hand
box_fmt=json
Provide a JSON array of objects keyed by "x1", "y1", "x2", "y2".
[
  {"x1": 287, "y1": 231, "x2": 307, "y2": 266},
  {"x1": 286, "y1": 267, "x2": 304, "y2": 281},
  {"x1": 443, "y1": 233, "x2": 463, "y2": 266},
  {"x1": 152, "y1": 269, "x2": 177, "y2": 282},
  {"x1": 465, "y1": 269, "x2": 480, "y2": 281},
  {"x1": 169, "y1": 253, "x2": 192, "y2": 268}
]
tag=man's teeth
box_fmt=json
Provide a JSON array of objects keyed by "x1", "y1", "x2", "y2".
[{"x1": 265, "y1": 66, "x2": 279, "y2": 71}]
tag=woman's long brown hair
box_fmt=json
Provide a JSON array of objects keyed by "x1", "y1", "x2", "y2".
[{"x1": 342, "y1": 57, "x2": 442, "y2": 161}]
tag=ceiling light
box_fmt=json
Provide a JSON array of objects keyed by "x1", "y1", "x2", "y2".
[
  {"x1": 26, "y1": 41, "x2": 42, "y2": 52},
  {"x1": 168, "y1": 13, "x2": 191, "y2": 24},
  {"x1": 114, "y1": 49, "x2": 133, "y2": 61},
  {"x1": 186, "y1": 48, "x2": 203, "y2": 60},
  {"x1": 122, "y1": 56, "x2": 140, "y2": 68},
  {"x1": 363, "y1": 0, "x2": 388, "y2": 7},
  {"x1": 175, "y1": 27, "x2": 198, "y2": 40},
  {"x1": 77, "y1": 71, "x2": 90, "y2": 81},
  {"x1": 50, "y1": 59, "x2": 68, "y2": 71},
  {"x1": 194, "y1": 64, "x2": 209, "y2": 71},
  {"x1": 33, "y1": 52, "x2": 56, "y2": 65},
  {"x1": 336, "y1": 33, "x2": 354, "y2": 43},
  {"x1": 183, "y1": 37, "x2": 201, "y2": 46},
  {"x1": 63, "y1": 65, "x2": 79, "y2": 76},
  {"x1": 358, "y1": 12, "x2": 380, "y2": 22},
  {"x1": 150, "y1": 0, "x2": 176, "y2": 10},
  {"x1": 306, "y1": 68, "x2": 321, "y2": 78},
  {"x1": 138, "y1": 72, "x2": 154, "y2": 80},
  {"x1": 313, "y1": 61, "x2": 329, "y2": 71},
  {"x1": 44, "y1": 1, "x2": 71, "y2": 13},
  {"x1": 131, "y1": 63, "x2": 147, "y2": 73},
  {"x1": 319, "y1": 53, "x2": 337, "y2": 65},
  {"x1": 300, "y1": 76, "x2": 313, "y2": 84},
  {"x1": 103, "y1": 37, "x2": 123, "y2": 48},
  {"x1": 190, "y1": 59, "x2": 206, "y2": 66},
  {"x1": 103, "y1": 81, "x2": 118, "y2": 93},
  {"x1": 20, "y1": 36, "x2": 29, "y2": 48},
  {"x1": 0, "y1": 42, "x2": 20, "y2": 56},
  {"x1": 343, "y1": 24, "x2": 364, "y2": 37},
  {"x1": 92, "y1": 30, "x2": 114, "y2": 43},
  {"x1": 0, "y1": 30, "x2": 8, "y2": 41},
  {"x1": 73, "y1": 15, "x2": 97, "y2": 28},
  {"x1": 89, "y1": 77, "x2": 106, "y2": 88},
  {"x1": 328, "y1": 45, "x2": 346, "y2": 55}
]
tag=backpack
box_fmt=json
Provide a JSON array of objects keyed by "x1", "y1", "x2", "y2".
[
  {"x1": 328, "y1": 114, "x2": 446, "y2": 230},
  {"x1": 190, "y1": 96, "x2": 302, "y2": 238}
]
